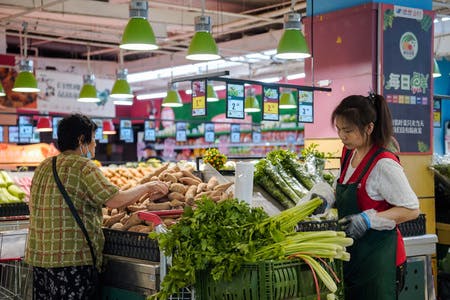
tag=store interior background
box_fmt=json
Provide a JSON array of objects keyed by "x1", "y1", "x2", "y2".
[{"x1": 0, "y1": 0, "x2": 449, "y2": 163}]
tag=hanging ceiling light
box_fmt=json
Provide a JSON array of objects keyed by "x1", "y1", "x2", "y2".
[
  {"x1": 207, "y1": 83, "x2": 219, "y2": 102},
  {"x1": 162, "y1": 84, "x2": 183, "y2": 107},
  {"x1": 279, "y1": 90, "x2": 297, "y2": 109},
  {"x1": 102, "y1": 119, "x2": 116, "y2": 135},
  {"x1": 120, "y1": 0, "x2": 158, "y2": 51},
  {"x1": 78, "y1": 74, "x2": 99, "y2": 102},
  {"x1": 0, "y1": 81, "x2": 6, "y2": 96},
  {"x1": 36, "y1": 116, "x2": 52, "y2": 132},
  {"x1": 244, "y1": 88, "x2": 260, "y2": 112},
  {"x1": 186, "y1": 0, "x2": 220, "y2": 61},
  {"x1": 78, "y1": 46, "x2": 100, "y2": 103},
  {"x1": 12, "y1": 22, "x2": 40, "y2": 93},
  {"x1": 111, "y1": 69, "x2": 133, "y2": 102},
  {"x1": 433, "y1": 58, "x2": 442, "y2": 78},
  {"x1": 275, "y1": 4, "x2": 311, "y2": 60}
]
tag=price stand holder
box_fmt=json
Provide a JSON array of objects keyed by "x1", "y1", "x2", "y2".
[
  {"x1": 204, "y1": 123, "x2": 215, "y2": 143},
  {"x1": 262, "y1": 86, "x2": 279, "y2": 121},
  {"x1": 226, "y1": 83, "x2": 245, "y2": 119},
  {"x1": 176, "y1": 122, "x2": 187, "y2": 142},
  {"x1": 192, "y1": 80, "x2": 207, "y2": 117},
  {"x1": 298, "y1": 90, "x2": 314, "y2": 123},
  {"x1": 230, "y1": 124, "x2": 241, "y2": 143}
]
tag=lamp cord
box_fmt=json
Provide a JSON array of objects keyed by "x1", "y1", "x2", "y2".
[
  {"x1": 22, "y1": 22, "x2": 28, "y2": 58},
  {"x1": 87, "y1": 45, "x2": 91, "y2": 74},
  {"x1": 201, "y1": 0, "x2": 205, "y2": 16}
]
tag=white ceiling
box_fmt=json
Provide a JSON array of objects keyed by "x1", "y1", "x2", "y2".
[{"x1": 1, "y1": 0, "x2": 449, "y2": 95}]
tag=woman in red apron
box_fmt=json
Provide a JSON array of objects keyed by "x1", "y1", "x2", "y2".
[{"x1": 331, "y1": 94, "x2": 420, "y2": 300}]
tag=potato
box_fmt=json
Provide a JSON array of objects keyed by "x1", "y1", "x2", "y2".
[
  {"x1": 169, "y1": 183, "x2": 187, "y2": 194},
  {"x1": 179, "y1": 177, "x2": 201, "y2": 185},
  {"x1": 104, "y1": 212, "x2": 126, "y2": 228},
  {"x1": 168, "y1": 192, "x2": 185, "y2": 201},
  {"x1": 111, "y1": 222, "x2": 124, "y2": 230}
]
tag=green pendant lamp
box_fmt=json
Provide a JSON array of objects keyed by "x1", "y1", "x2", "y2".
[
  {"x1": 162, "y1": 84, "x2": 183, "y2": 107},
  {"x1": 207, "y1": 83, "x2": 219, "y2": 102},
  {"x1": 244, "y1": 88, "x2": 260, "y2": 112},
  {"x1": 0, "y1": 81, "x2": 6, "y2": 96},
  {"x1": 120, "y1": 0, "x2": 158, "y2": 51},
  {"x1": 186, "y1": 13, "x2": 220, "y2": 61},
  {"x1": 111, "y1": 68, "x2": 133, "y2": 103},
  {"x1": 12, "y1": 59, "x2": 40, "y2": 93},
  {"x1": 433, "y1": 58, "x2": 442, "y2": 78},
  {"x1": 279, "y1": 90, "x2": 297, "y2": 109},
  {"x1": 78, "y1": 74, "x2": 100, "y2": 103},
  {"x1": 275, "y1": 11, "x2": 311, "y2": 60},
  {"x1": 13, "y1": 23, "x2": 40, "y2": 93}
]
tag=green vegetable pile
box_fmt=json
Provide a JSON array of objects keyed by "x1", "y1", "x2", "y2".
[
  {"x1": 254, "y1": 149, "x2": 334, "y2": 209},
  {"x1": 149, "y1": 197, "x2": 352, "y2": 300}
]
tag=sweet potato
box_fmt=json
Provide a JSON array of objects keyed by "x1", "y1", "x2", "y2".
[
  {"x1": 146, "y1": 201, "x2": 171, "y2": 211},
  {"x1": 128, "y1": 224, "x2": 151, "y2": 233},
  {"x1": 111, "y1": 222, "x2": 124, "y2": 231},
  {"x1": 168, "y1": 192, "x2": 185, "y2": 201},
  {"x1": 169, "y1": 183, "x2": 187, "y2": 194},
  {"x1": 196, "y1": 183, "x2": 207, "y2": 193},
  {"x1": 104, "y1": 212, "x2": 126, "y2": 228},
  {"x1": 179, "y1": 177, "x2": 201, "y2": 185},
  {"x1": 185, "y1": 185, "x2": 197, "y2": 201},
  {"x1": 181, "y1": 169, "x2": 203, "y2": 182},
  {"x1": 213, "y1": 182, "x2": 234, "y2": 192},
  {"x1": 122, "y1": 212, "x2": 142, "y2": 230},
  {"x1": 206, "y1": 176, "x2": 219, "y2": 190}
]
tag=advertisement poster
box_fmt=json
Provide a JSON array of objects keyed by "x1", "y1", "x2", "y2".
[
  {"x1": 36, "y1": 70, "x2": 115, "y2": 118},
  {"x1": 226, "y1": 83, "x2": 244, "y2": 119},
  {"x1": 298, "y1": 90, "x2": 314, "y2": 123},
  {"x1": 144, "y1": 120, "x2": 156, "y2": 142},
  {"x1": 262, "y1": 86, "x2": 279, "y2": 121},
  {"x1": 381, "y1": 4, "x2": 433, "y2": 153},
  {"x1": 0, "y1": 67, "x2": 37, "y2": 111},
  {"x1": 230, "y1": 124, "x2": 240, "y2": 143},
  {"x1": 176, "y1": 122, "x2": 187, "y2": 142},
  {"x1": 120, "y1": 119, "x2": 133, "y2": 143},
  {"x1": 191, "y1": 80, "x2": 206, "y2": 117}
]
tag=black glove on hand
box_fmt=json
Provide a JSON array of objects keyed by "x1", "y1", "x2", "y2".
[{"x1": 338, "y1": 212, "x2": 371, "y2": 239}]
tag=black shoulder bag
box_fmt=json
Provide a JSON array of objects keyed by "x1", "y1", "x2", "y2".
[{"x1": 52, "y1": 156, "x2": 100, "y2": 299}]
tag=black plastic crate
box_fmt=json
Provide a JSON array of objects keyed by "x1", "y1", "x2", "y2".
[
  {"x1": 296, "y1": 220, "x2": 339, "y2": 232},
  {"x1": 0, "y1": 202, "x2": 29, "y2": 217},
  {"x1": 102, "y1": 228, "x2": 160, "y2": 261},
  {"x1": 398, "y1": 214, "x2": 426, "y2": 237}
]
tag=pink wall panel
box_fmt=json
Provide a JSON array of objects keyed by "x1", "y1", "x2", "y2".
[{"x1": 303, "y1": 4, "x2": 377, "y2": 138}]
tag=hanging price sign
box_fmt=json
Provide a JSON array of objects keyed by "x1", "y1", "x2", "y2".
[
  {"x1": 226, "y1": 83, "x2": 245, "y2": 119},
  {"x1": 252, "y1": 125, "x2": 261, "y2": 144},
  {"x1": 120, "y1": 119, "x2": 134, "y2": 143},
  {"x1": 144, "y1": 120, "x2": 156, "y2": 141},
  {"x1": 191, "y1": 80, "x2": 207, "y2": 116},
  {"x1": 204, "y1": 123, "x2": 215, "y2": 143},
  {"x1": 230, "y1": 124, "x2": 241, "y2": 143},
  {"x1": 176, "y1": 122, "x2": 187, "y2": 142},
  {"x1": 298, "y1": 90, "x2": 314, "y2": 123},
  {"x1": 262, "y1": 86, "x2": 279, "y2": 121}
]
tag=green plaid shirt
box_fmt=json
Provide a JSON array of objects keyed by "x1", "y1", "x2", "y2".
[{"x1": 25, "y1": 153, "x2": 119, "y2": 270}]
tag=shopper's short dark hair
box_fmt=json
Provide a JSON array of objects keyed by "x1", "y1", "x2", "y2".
[{"x1": 57, "y1": 114, "x2": 98, "y2": 151}]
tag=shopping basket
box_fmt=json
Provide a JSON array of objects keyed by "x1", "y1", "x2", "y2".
[
  {"x1": 137, "y1": 211, "x2": 194, "y2": 300},
  {"x1": 0, "y1": 224, "x2": 32, "y2": 300}
]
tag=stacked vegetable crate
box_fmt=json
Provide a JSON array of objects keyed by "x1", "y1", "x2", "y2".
[{"x1": 195, "y1": 259, "x2": 343, "y2": 300}]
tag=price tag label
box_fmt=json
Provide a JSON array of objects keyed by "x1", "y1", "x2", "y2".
[
  {"x1": 144, "y1": 121, "x2": 156, "y2": 141},
  {"x1": 52, "y1": 117, "x2": 63, "y2": 139},
  {"x1": 176, "y1": 122, "x2": 187, "y2": 142},
  {"x1": 120, "y1": 119, "x2": 134, "y2": 143},
  {"x1": 262, "y1": 86, "x2": 279, "y2": 121},
  {"x1": 230, "y1": 124, "x2": 240, "y2": 143},
  {"x1": 192, "y1": 80, "x2": 206, "y2": 116},
  {"x1": 298, "y1": 90, "x2": 314, "y2": 123},
  {"x1": 226, "y1": 83, "x2": 245, "y2": 119},
  {"x1": 0, "y1": 126, "x2": 3, "y2": 143},
  {"x1": 204, "y1": 123, "x2": 215, "y2": 143},
  {"x1": 252, "y1": 125, "x2": 261, "y2": 144},
  {"x1": 9, "y1": 126, "x2": 19, "y2": 143}
]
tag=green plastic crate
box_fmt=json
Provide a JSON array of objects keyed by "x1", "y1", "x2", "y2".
[{"x1": 195, "y1": 259, "x2": 343, "y2": 300}]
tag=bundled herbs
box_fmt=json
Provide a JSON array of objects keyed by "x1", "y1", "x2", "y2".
[{"x1": 149, "y1": 197, "x2": 352, "y2": 299}]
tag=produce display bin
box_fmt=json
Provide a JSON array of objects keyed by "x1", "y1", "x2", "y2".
[
  {"x1": 0, "y1": 203, "x2": 29, "y2": 217},
  {"x1": 102, "y1": 228, "x2": 159, "y2": 262},
  {"x1": 195, "y1": 259, "x2": 342, "y2": 300},
  {"x1": 398, "y1": 214, "x2": 426, "y2": 237}
]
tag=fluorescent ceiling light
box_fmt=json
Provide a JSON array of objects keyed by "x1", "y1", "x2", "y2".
[
  {"x1": 259, "y1": 76, "x2": 281, "y2": 83},
  {"x1": 137, "y1": 91, "x2": 167, "y2": 100},
  {"x1": 286, "y1": 73, "x2": 306, "y2": 80},
  {"x1": 442, "y1": 17, "x2": 450, "y2": 22},
  {"x1": 263, "y1": 49, "x2": 277, "y2": 56}
]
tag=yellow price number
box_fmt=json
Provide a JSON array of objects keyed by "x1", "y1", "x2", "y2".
[
  {"x1": 264, "y1": 102, "x2": 278, "y2": 114},
  {"x1": 193, "y1": 96, "x2": 206, "y2": 110}
]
